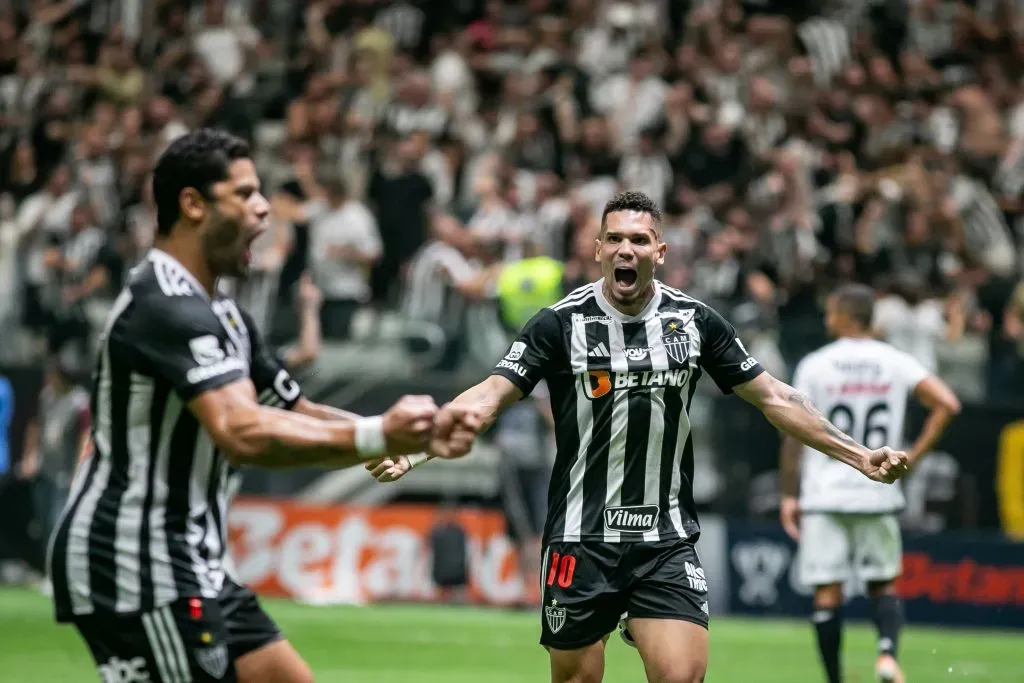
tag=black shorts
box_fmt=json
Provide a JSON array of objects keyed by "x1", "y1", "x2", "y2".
[
  {"x1": 539, "y1": 540, "x2": 709, "y2": 650},
  {"x1": 72, "y1": 580, "x2": 282, "y2": 682}
]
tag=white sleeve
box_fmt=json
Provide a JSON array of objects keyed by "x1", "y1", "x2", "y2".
[
  {"x1": 791, "y1": 356, "x2": 815, "y2": 402},
  {"x1": 895, "y1": 350, "x2": 931, "y2": 391}
]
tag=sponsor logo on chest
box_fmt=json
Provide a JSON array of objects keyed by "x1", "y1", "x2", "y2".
[
  {"x1": 581, "y1": 368, "x2": 692, "y2": 399},
  {"x1": 603, "y1": 504, "x2": 660, "y2": 533}
]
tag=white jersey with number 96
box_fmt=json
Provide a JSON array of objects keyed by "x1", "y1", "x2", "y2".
[{"x1": 793, "y1": 337, "x2": 930, "y2": 514}]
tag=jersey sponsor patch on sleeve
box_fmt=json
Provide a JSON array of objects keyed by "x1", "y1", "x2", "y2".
[
  {"x1": 189, "y1": 335, "x2": 226, "y2": 366},
  {"x1": 505, "y1": 341, "x2": 527, "y2": 361}
]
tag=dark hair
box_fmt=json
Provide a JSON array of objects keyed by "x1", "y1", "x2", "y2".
[
  {"x1": 152, "y1": 128, "x2": 251, "y2": 236},
  {"x1": 600, "y1": 190, "x2": 662, "y2": 233},
  {"x1": 832, "y1": 283, "x2": 876, "y2": 328}
]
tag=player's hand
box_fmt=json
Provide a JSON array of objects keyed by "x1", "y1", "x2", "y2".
[
  {"x1": 382, "y1": 395, "x2": 438, "y2": 454},
  {"x1": 364, "y1": 455, "x2": 412, "y2": 483},
  {"x1": 862, "y1": 447, "x2": 910, "y2": 484},
  {"x1": 779, "y1": 495, "x2": 801, "y2": 541},
  {"x1": 429, "y1": 403, "x2": 486, "y2": 459}
]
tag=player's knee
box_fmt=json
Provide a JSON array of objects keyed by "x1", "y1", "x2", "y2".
[
  {"x1": 648, "y1": 659, "x2": 706, "y2": 683},
  {"x1": 549, "y1": 645, "x2": 604, "y2": 683},
  {"x1": 813, "y1": 583, "x2": 844, "y2": 609}
]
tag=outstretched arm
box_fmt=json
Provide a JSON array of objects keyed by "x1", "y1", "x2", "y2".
[
  {"x1": 365, "y1": 375, "x2": 522, "y2": 481},
  {"x1": 191, "y1": 380, "x2": 439, "y2": 469},
  {"x1": 735, "y1": 373, "x2": 908, "y2": 483}
]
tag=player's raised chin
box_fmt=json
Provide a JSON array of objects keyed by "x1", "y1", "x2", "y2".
[{"x1": 595, "y1": 208, "x2": 667, "y2": 307}]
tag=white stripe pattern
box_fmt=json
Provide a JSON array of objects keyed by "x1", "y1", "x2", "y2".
[
  {"x1": 552, "y1": 284, "x2": 596, "y2": 311},
  {"x1": 64, "y1": 289, "x2": 134, "y2": 614},
  {"x1": 563, "y1": 313, "x2": 593, "y2": 542},
  {"x1": 642, "y1": 316, "x2": 670, "y2": 542},
  {"x1": 187, "y1": 431, "x2": 219, "y2": 599},
  {"x1": 142, "y1": 606, "x2": 193, "y2": 682},
  {"x1": 150, "y1": 395, "x2": 183, "y2": 606},
  {"x1": 114, "y1": 373, "x2": 155, "y2": 612},
  {"x1": 603, "y1": 319, "x2": 630, "y2": 543}
]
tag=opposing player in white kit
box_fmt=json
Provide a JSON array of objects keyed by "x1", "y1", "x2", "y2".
[{"x1": 779, "y1": 285, "x2": 961, "y2": 683}]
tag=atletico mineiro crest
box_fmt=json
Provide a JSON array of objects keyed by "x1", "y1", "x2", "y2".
[
  {"x1": 663, "y1": 320, "x2": 690, "y2": 365},
  {"x1": 545, "y1": 599, "x2": 567, "y2": 634}
]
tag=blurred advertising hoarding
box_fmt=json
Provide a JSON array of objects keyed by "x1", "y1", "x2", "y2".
[
  {"x1": 727, "y1": 522, "x2": 1024, "y2": 629},
  {"x1": 227, "y1": 498, "x2": 728, "y2": 611}
]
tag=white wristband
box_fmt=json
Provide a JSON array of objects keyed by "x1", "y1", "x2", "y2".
[
  {"x1": 355, "y1": 416, "x2": 386, "y2": 456},
  {"x1": 406, "y1": 453, "x2": 429, "y2": 469}
]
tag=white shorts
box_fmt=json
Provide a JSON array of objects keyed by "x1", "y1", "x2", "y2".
[{"x1": 797, "y1": 513, "x2": 902, "y2": 587}]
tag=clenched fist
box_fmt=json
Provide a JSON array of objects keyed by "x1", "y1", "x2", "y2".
[
  {"x1": 429, "y1": 403, "x2": 486, "y2": 459},
  {"x1": 861, "y1": 447, "x2": 910, "y2": 484},
  {"x1": 382, "y1": 395, "x2": 438, "y2": 454}
]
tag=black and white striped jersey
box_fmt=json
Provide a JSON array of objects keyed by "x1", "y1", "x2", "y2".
[
  {"x1": 49, "y1": 249, "x2": 303, "y2": 622},
  {"x1": 491, "y1": 280, "x2": 764, "y2": 545}
]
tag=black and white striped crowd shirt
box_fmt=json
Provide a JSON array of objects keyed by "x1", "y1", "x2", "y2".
[
  {"x1": 48, "y1": 249, "x2": 303, "y2": 622},
  {"x1": 490, "y1": 280, "x2": 764, "y2": 544}
]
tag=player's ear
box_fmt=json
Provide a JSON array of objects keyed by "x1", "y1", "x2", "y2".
[
  {"x1": 179, "y1": 187, "x2": 206, "y2": 223},
  {"x1": 593, "y1": 231, "x2": 601, "y2": 263},
  {"x1": 656, "y1": 235, "x2": 667, "y2": 266}
]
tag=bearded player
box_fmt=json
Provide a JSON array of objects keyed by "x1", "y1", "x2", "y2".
[
  {"x1": 369, "y1": 190, "x2": 910, "y2": 683},
  {"x1": 48, "y1": 129, "x2": 482, "y2": 683}
]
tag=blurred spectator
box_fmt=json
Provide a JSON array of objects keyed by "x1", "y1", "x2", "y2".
[
  {"x1": 309, "y1": 173, "x2": 382, "y2": 340},
  {"x1": 0, "y1": 0, "x2": 1019, "y2": 413},
  {"x1": 18, "y1": 358, "x2": 88, "y2": 570}
]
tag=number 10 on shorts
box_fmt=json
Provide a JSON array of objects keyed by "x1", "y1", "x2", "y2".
[{"x1": 545, "y1": 552, "x2": 577, "y2": 588}]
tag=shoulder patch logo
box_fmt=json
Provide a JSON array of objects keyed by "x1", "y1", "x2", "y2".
[
  {"x1": 189, "y1": 335, "x2": 225, "y2": 366},
  {"x1": 505, "y1": 341, "x2": 527, "y2": 361}
]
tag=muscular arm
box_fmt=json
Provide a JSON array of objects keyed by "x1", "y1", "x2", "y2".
[
  {"x1": 292, "y1": 397, "x2": 361, "y2": 423},
  {"x1": 735, "y1": 372, "x2": 870, "y2": 472},
  {"x1": 907, "y1": 375, "x2": 961, "y2": 466},
  {"x1": 190, "y1": 380, "x2": 366, "y2": 469},
  {"x1": 425, "y1": 375, "x2": 524, "y2": 462}
]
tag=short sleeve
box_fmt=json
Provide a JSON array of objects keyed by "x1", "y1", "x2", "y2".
[
  {"x1": 127, "y1": 294, "x2": 247, "y2": 402},
  {"x1": 490, "y1": 308, "x2": 564, "y2": 397},
  {"x1": 240, "y1": 308, "x2": 303, "y2": 410},
  {"x1": 698, "y1": 305, "x2": 765, "y2": 394},
  {"x1": 895, "y1": 349, "x2": 930, "y2": 391}
]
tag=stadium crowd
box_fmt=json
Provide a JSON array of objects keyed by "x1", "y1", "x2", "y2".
[{"x1": 0, "y1": 0, "x2": 1023, "y2": 411}]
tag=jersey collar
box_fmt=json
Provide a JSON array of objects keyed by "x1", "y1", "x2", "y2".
[
  {"x1": 147, "y1": 248, "x2": 213, "y2": 302},
  {"x1": 594, "y1": 278, "x2": 663, "y2": 323}
]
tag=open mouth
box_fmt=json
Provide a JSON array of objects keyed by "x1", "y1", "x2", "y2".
[
  {"x1": 243, "y1": 229, "x2": 265, "y2": 265},
  {"x1": 614, "y1": 267, "x2": 638, "y2": 288}
]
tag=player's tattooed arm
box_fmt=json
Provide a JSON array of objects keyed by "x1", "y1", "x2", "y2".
[
  {"x1": 734, "y1": 373, "x2": 867, "y2": 471},
  {"x1": 737, "y1": 373, "x2": 910, "y2": 483},
  {"x1": 191, "y1": 380, "x2": 438, "y2": 469}
]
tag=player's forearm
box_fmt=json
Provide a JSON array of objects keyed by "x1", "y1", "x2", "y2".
[
  {"x1": 750, "y1": 377, "x2": 870, "y2": 471},
  {"x1": 908, "y1": 407, "x2": 957, "y2": 466},
  {"x1": 779, "y1": 435, "x2": 802, "y2": 498},
  {"x1": 292, "y1": 397, "x2": 360, "y2": 423},
  {"x1": 449, "y1": 376, "x2": 516, "y2": 434},
  {"x1": 223, "y1": 405, "x2": 367, "y2": 469}
]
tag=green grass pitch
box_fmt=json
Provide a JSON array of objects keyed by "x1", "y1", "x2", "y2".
[{"x1": 1, "y1": 587, "x2": 1019, "y2": 682}]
